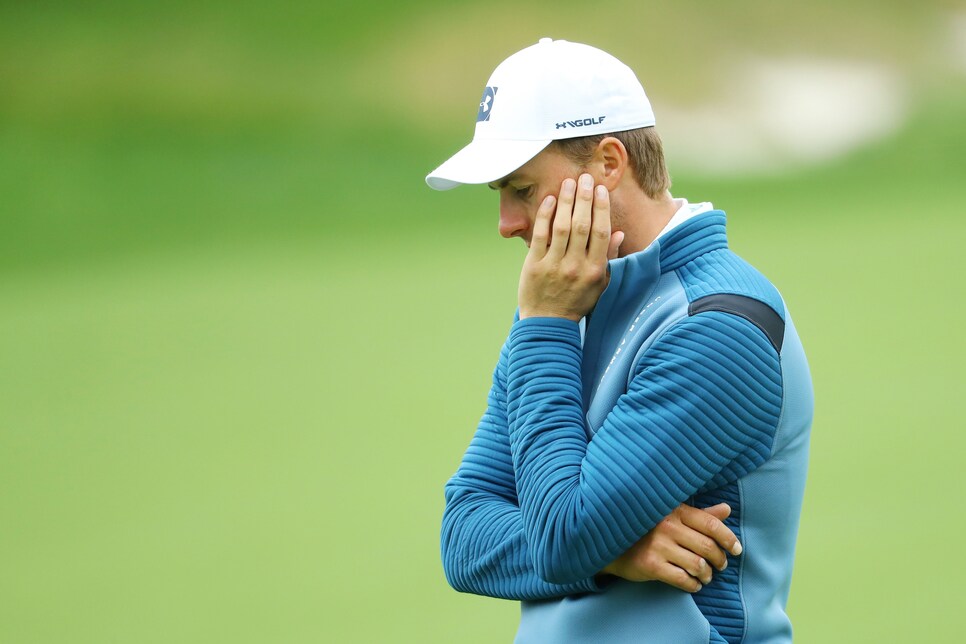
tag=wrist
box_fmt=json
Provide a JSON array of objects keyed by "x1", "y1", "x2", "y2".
[
  {"x1": 519, "y1": 308, "x2": 582, "y2": 322},
  {"x1": 509, "y1": 316, "x2": 581, "y2": 341}
]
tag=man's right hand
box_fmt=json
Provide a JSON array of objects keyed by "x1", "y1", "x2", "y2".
[{"x1": 598, "y1": 503, "x2": 742, "y2": 593}]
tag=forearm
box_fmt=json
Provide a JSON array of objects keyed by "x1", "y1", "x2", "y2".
[
  {"x1": 505, "y1": 314, "x2": 782, "y2": 585},
  {"x1": 442, "y1": 483, "x2": 599, "y2": 600},
  {"x1": 440, "y1": 339, "x2": 600, "y2": 600}
]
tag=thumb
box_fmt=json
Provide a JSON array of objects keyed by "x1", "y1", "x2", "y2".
[{"x1": 608, "y1": 231, "x2": 625, "y2": 260}]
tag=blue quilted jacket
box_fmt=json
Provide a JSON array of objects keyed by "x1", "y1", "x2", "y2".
[{"x1": 442, "y1": 211, "x2": 813, "y2": 643}]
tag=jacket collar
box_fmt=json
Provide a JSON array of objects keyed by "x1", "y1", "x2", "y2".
[
  {"x1": 656, "y1": 211, "x2": 729, "y2": 273},
  {"x1": 588, "y1": 210, "x2": 729, "y2": 347}
]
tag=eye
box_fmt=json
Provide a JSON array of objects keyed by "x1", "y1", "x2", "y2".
[{"x1": 514, "y1": 186, "x2": 533, "y2": 200}]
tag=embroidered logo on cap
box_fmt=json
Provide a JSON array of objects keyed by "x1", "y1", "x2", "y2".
[
  {"x1": 555, "y1": 115, "x2": 606, "y2": 129},
  {"x1": 476, "y1": 87, "x2": 498, "y2": 122}
]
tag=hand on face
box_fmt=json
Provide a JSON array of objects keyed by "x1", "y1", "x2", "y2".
[{"x1": 518, "y1": 173, "x2": 624, "y2": 321}]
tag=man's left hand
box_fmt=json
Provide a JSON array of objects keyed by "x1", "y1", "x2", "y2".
[{"x1": 518, "y1": 174, "x2": 624, "y2": 321}]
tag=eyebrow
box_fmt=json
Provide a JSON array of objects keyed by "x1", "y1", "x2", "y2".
[{"x1": 487, "y1": 175, "x2": 520, "y2": 190}]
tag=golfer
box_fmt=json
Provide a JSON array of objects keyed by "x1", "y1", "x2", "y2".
[{"x1": 427, "y1": 38, "x2": 813, "y2": 643}]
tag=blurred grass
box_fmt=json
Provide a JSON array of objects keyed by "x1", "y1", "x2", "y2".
[
  {"x1": 0, "y1": 0, "x2": 958, "y2": 271},
  {"x1": 1, "y1": 1, "x2": 965, "y2": 642}
]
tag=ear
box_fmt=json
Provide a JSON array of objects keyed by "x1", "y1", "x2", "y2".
[{"x1": 591, "y1": 137, "x2": 629, "y2": 191}]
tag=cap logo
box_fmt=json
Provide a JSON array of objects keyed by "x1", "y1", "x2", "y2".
[
  {"x1": 555, "y1": 115, "x2": 606, "y2": 130},
  {"x1": 476, "y1": 86, "x2": 498, "y2": 122}
]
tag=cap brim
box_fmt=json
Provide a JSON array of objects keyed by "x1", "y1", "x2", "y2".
[{"x1": 425, "y1": 138, "x2": 552, "y2": 191}]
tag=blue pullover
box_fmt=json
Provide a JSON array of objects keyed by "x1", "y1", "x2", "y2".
[{"x1": 441, "y1": 211, "x2": 813, "y2": 643}]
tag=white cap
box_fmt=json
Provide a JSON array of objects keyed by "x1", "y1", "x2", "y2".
[{"x1": 425, "y1": 38, "x2": 655, "y2": 191}]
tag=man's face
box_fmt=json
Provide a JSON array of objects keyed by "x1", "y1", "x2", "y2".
[{"x1": 488, "y1": 146, "x2": 585, "y2": 246}]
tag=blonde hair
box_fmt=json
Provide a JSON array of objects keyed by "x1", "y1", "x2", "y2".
[{"x1": 551, "y1": 127, "x2": 670, "y2": 199}]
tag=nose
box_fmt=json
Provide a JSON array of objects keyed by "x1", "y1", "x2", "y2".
[{"x1": 498, "y1": 194, "x2": 529, "y2": 240}]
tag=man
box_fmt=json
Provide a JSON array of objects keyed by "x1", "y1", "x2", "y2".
[{"x1": 426, "y1": 39, "x2": 813, "y2": 643}]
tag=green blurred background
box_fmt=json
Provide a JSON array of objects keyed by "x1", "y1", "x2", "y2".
[{"x1": 1, "y1": 1, "x2": 964, "y2": 641}]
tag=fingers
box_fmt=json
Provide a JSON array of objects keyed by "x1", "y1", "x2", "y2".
[
  {"x1": 528, "y1": 194, "x2": 557, "y2": 260},
  {"x1": 516, "y1": 174, "x2": 611, "y2": 320},
  {"x1": 546, "y1": 178, "x2": 576, "y2": 260},
  {"x1": 666, "y1": 544, "x2": 714, "y2": 586},
  {"x1": 703, "y1": 503, "x2": 732, "y2": 521},
  {"x1": 567, "y1": 174, "x2": 595, "y2": 253},
  {"x1": 587, "y1": 184, "x2": 612, "y2": 260},
  {"x1": 676, "y1": 525, "x2": 728, "y2": 572},
  {"x1": 543, "y1": 174, "x2": 613, "y2": 262},
  {"x1": 607, "y1": 231, "x2": 625, "y2": 260},
  {"x1": 660, "y1": 508, "x2": 727, "y2": 572},
  {"x1": 650, "y1": 560, "x2": 705, "y2": 594},
  {"x1": 680, "y1": 504, "x2": 743, "y2": 558},
  {"x1": 612, "y1": 503, "x2": 742, "y2": 592}
]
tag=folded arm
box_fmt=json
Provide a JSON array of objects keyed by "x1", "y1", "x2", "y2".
[
  {"x1": 440, "y1": 327, "x2": 749, "y2": 598},
  {"x1": 505, "y1": 312, "x2": 783, "y2": 585}
]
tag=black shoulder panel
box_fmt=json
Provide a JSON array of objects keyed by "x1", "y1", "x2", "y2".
[{"x1": 688, "y1": 294, "x2": 785, "y2": 353}]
